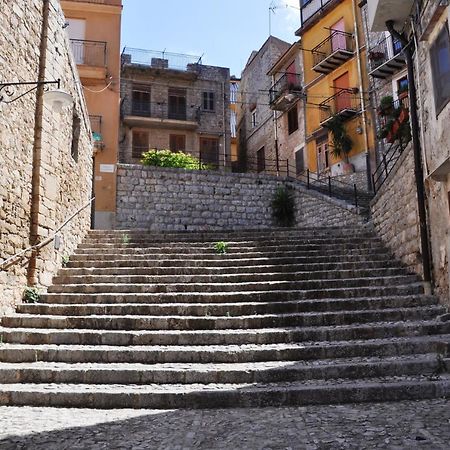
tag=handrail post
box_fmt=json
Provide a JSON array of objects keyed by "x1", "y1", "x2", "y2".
[
  {"x1": 199, "y1": 150, "x2": 202, "y2": 170},
  {"x1": 286, "y1": 159, "x2": 289, "y2": 178},
  {"x1": 353, "y1": 183, "x2": 358, "y2": 208},
  {"x1": 372, "y1": 173, "x2": 376, "y2": 195},
  {"x1": 328, "y1": 175, "x2": 332, "y2": 195},
  {"x1": 383, "y1": 154, "x2": 388, "y2": 179},
  {"x1": 307, "y1": 169, "x2": 310, "y2": 189}
]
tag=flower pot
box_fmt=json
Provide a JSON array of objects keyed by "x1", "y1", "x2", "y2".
[{"x1": 342, "y1": 162, "x2": 355, "y2": 174}]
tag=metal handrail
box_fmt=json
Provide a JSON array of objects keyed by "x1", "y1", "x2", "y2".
[
  {"x1": 311, "y1": 30, "x2": 354, "y2": 66},
  {"x1": 269, "y1": 73, "x2": 302, "y2": 105},
  {"x1": 0, "y1": 197, "x2": 95, "y2": 271}
]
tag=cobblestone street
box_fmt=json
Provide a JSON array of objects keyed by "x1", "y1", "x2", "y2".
[{"x1": 0, "y1": 399, "x2": 449, "y2": 449}]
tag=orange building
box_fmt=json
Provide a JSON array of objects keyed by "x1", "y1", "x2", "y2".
[{"x1": 61, "y1": 0, "x2": 122, "y2": 229}]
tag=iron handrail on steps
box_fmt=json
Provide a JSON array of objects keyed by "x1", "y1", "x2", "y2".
[{"x1": 0, "y1": 197, "x2": 95, "y2": 271}]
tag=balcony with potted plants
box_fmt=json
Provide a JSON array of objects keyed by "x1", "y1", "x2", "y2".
[
  {"x1": 368, "y1": 35, "x2": 406, "y2": 79},
  {"x1": 269, "y1": 72, "x2": 303, "y2": 111},
  {"x1": 377, "y1": 94, "x2": 411, "y2": 145},
  {"x1": 311, "y1": 30, "x2": 355, "y2": 75}
]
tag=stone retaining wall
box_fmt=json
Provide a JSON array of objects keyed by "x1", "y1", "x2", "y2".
[
  {"x1": 116, "y1": 165, "x2": 364, "y2": 231},
  {"x1": 0, "y1": 0, "x2": 93, "y2": 315}
]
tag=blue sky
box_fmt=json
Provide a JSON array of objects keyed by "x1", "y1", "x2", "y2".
[{"x1": 121, "y1": 0, "x2": 301, "y2": 77}]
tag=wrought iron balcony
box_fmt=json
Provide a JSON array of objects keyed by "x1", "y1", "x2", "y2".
[
  {"x1": 319, "y1": 88, "x2": 361, "y2": 125},
  {"x1": 70, "y1": 39, "x2": 107, "y2": 67},
  {"x1": 300, "y1": 0, "x2": 333, "y2": 27},
  {"x1": 131, "y1": 100, "x2": 152, "y2": 117},
  {"x1": 89, "y1": 115, "x2": 104, "y2": 149},
  {"x1": 312, "y1": 30, "x2": 354, "y2": 74},
  {"x1": 269, "y1": 73, "x2": 302, "y2": 111},
  {"x1": 368, "y1": 35, "x2": 406, "y2": 79}
]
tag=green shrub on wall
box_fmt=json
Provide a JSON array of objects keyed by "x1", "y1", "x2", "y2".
[
  {"x1": 141, "y1": 149, "x2": 210, "y2": 170},
  {"x1": 272, "y1": 186, "x2": 295, "y2": 227}
]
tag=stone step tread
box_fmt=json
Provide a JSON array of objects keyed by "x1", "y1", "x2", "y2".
[
  {"x1": 0, "y1": 353, "x2": 440, "y2": 372},
  {"x1": 1, "y1": 374, "x2": 450, "y2": 394}
]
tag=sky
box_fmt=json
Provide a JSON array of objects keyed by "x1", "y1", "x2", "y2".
[{"x1": 121, "y1": 0, "x2": 301, "y2": 77}]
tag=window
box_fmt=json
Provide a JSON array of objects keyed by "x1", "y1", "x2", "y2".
[
  {"x1": 200, "y1": 137, "x2": 219, "y2": 167},
  {"x1": 257, "y1": 147, "x2": 265, "y2": 173},
  {"x1": 396, "y1": 76, "x2": 409, "y2": 97},
  {"x1": 132, "y1": 87, "x2": 151, "y2": 116},
  {"x1": 168, "y1": 88, "x2": 187, "y2": 120},
  {"x1": 251, "y1": 108, "x2": 257, "y2": 128},
  {"x1": 71, "y1": 111, "x2": 81, "y2": 162},
  {"x1": 431, "y1": 24, "x2": 450, "y2": 114},
  {"x1": 295, "y1": 148, "x2": 305, "y2": 175},
  {"x1": 202, "y1": 92, "x2": 215, "y2": 111},
  {"x1": 132, "y1": 130, "x2": 149, "y2": 159},
  {"x1": 287, "y1": 105, "x2": 299, "y2": 134},
  {"x1": 170, "y1": 134, "x2": 186, "y2": 152},
  {"x1": 317, "y1": 137, "x2": 329, "y2": 173}
]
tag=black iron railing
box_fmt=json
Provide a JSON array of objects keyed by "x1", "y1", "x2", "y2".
[
  {"x1": 300, "y1": 0, "x2": 333, "y2": 25},
  {"x1": 312, "y1": 30, "x2": 354, "y2": 67},
  {"x1": 70, "y1": 39, "x2": 107, "y2": 67},
  {"x1": 368, "y1": 35, "x2": 404, "y2": 71},
  {"x1": 128, "y1": 101, "x2": 199, "y2": 122},
  {"x1": 131, "y1": 101, "x2": 151, "y2": 117},
  {"x1": 319, "y1": 88, "x2": 361, "y2": 123},
  {"x1": 269, "y1": 73, "x2": 302, "y2": 105}
]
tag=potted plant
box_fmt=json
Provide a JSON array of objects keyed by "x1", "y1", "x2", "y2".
[
  {"x1": 325, "y1": 114, "x2": 354, "y2": 174},
  {"x1": 377, "y1": 95, "x2": 394, "y2": 116}
]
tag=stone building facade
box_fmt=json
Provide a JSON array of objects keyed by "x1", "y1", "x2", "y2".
[
  {"x1": 0, "y1": 0, "x2": 93, "y2": 315},
  {"x1": 115, "y1": 165, "x2": 364, "y2": 231},
  {"x1": 367, "y1": 0, "x2": 450, "y2": 305},
  {"x1": 120, "y1": 49, "x2": 231, "y2": 169},
  {"x1": 237, "y1": 36, "x2": 291, "y2": 173}
]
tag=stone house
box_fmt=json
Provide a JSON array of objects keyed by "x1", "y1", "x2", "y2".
[
  {"x1": 267, "y1": 41, "x2": 306, "y2": 177},
  {"x1": 367, "y1": 0, "x2": 450, "y2": 304},
  {"x1": 237, "y1": 36, "x2": 291, "y2": 173},
  {"x1": 120, "y1": 48, "x2": 231, "y2": 169},
  {"x1": 0, "y1": 0, "x2": 93, "y2": 314}
]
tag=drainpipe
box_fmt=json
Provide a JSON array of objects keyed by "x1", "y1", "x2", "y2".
[
  {"x1": 386, "y1": 20, "x2": 433, "y2": 288},
  {"x1": 352, "y1": 0, "x2": 370, "y2": 186},
  {"x1": 27, "y1": 0, "x2": 50, "y2": 286},
  {"x1": 272, "y1": 75, "x2": 280, "y2": 175}
]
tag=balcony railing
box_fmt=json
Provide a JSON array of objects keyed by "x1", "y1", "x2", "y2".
[
  {"x1": 312, "y1": 30, "x2": 354, "y2": 74},
  {"x1": 128, "y1": 101, "x2": 199, "y2": 123},
  {"x1": 70, "y1": 39, "x2": 107, "y2": 67},
  {"x1": 269, "y1": 73, "x2": 302, "y2": 111},
  {"x1": 368, "y1": 35, "x2": 406, "y2": 79},
  {"x1": 301, "y1": 0, "x2": 333, "y2": 26},
  {"x1": 89, "y1": 115, "x2": 104, "y2": 148},
  {"x1": 319, "y1": 88, "x2": 361, "y2": 124}
]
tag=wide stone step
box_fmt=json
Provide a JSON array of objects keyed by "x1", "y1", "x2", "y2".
[
  {"x1": 39, "y1": 284, "x2": 426, "y2": 304},
  {"x1": 16, "y1": 296, "x2": 438, "y2": 317},
  {"x1": 59, "y1": 259, "x2": 404, "y2": 277},
  {"x1": 0, "y1": 335, "x2": 447, "y2": 364},
  {"x1": 2, "y1": 319, "x2": 449, "y2": 346},
  {"x1": 0, "y1": 375, "x2": 449, "y2": 409},
  {"x1": 52, "y1": 267, "x2": 412, "y2": 286},
  {"x1": 47, "y1": 275, "x2": 419, "y2": 294},
  {"x1": 2, "y1": 306, "x2": 445, "y2": 331},
  {"x1": 0, "y1": 354, "x2": 442, "y2": 385},
  {"x1": 66, "y1": 254, "x2": 396, "y2": 269}
]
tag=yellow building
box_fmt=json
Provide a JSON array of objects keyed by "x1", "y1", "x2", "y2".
[
  {"x1": 61, "y1": 0, "x2": 122, "y2": 229},
  {"x1": 297, "y1": 0, "x2": 375, "y2": 181}
]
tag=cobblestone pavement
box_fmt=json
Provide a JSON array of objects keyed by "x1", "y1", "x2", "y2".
[{"x1": 0, "y1": 399, "x2": 449, "y2": 449}]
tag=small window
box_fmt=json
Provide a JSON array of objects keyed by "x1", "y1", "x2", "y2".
[
  {"x1": 132, "y1": 130, "x2": 149, "y2": 159},
  {"x1": 200, "y1": 137, "x2": 220, "y2": 167},
  {"x1": 251, "y1": 108, "x2": 257, "y2": 128},
  {"x1": 169, "y1": 88, "x2": 187, "y2": 120},
  {"x1": 257, "y1": 146, "x2": 265, "y2": 173},
  {"x1": 287, "y1": 105, "x2": 299, "y2": 134},
  {"x1": 71, "y1": 111, "x2": 81, "y2": 162},
  {"x1": 203, "y1": 92, "x2": 215, "y2": 111},
  {"x1": 295, "y1": 148, "x2": 305, "y2": 175},
  {"x1": 170, "y1": 134, "x2": 186, "y2": 152},
  {"x1": 396, "y1": 76, "x2": 409, "y2": 97},
  {"x1": 430, "y1": 24, "x2": 450, "y2": 114}
]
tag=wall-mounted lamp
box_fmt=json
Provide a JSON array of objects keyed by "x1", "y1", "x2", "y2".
[{"x1": 0, "y1": 79, "x2": 73, "y2": 111}]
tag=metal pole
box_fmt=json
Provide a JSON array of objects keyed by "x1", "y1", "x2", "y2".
[
  {"x1": 372, "y1": 173, "x2": 376, "y2": 195},
  {"x1": 354, "y1": 184, "x2": 358, "y2": 208},
  {"x1": 328, "y1": 176, "x2": 332, "y2": 195},
  {"x1": 383, "y1": 154, "x2": 388, "y2": 178},
  {"x1": 286, "y1": 159, "x2": 289, "y2": 178},
  {"x1": 307, "y1": 169, "x2": 310, "y2": 189}
]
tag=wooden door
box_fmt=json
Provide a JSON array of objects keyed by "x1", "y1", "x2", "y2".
[
  {"x1": 331, "y1": 18, "x2": 346, "y2": 52},
  {"x1": 67, "y1": 19, "x2": 86, "y2": 64},
  {"x1": 334, "y1": 72, "x2": 351, "y2": 112}
]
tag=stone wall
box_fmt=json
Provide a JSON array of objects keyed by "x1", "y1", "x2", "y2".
[
  {"x1": 370, "y1": 144, "x2": 423, "y2": 276},
  {"x1": 116, "y1": 165, "x2": 364, "y2": 231},
  {"x1": 0, "y1": 0, "x2": 93, "y2": 315}
]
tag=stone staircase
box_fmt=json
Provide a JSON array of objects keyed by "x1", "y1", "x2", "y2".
[{"x1": 0, "y1": 226, "x2": 449, "y2": 409}]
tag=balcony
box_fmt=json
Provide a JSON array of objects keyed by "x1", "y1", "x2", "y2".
[
  {"x1": 70, "y1": 39, "x2": 107, "y2": 81},
  {"x1": 89, "y1": 115, "x2": 104, "y2": 150},
  {"x1": 269, "y1": 73, "x2": 302, "y2": 111},
  {"x1": 367, "y1": 0, "x2": 415, "y2": 32},
  {"x1": 319, "y1": 89, "x2": 361, "y2": 125},
  {"x1": 312, "y1": 30, "x2": 354, "y2": 74},
  {"x1": 300, "y1": 0, "x2": 333, "y2": 27},
  {"x1": 124, "y1": 101, "x2": 199, "y2": 130},
  {"x1": 368, "y1": 35, "x2": 406, "y2": 79}
]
